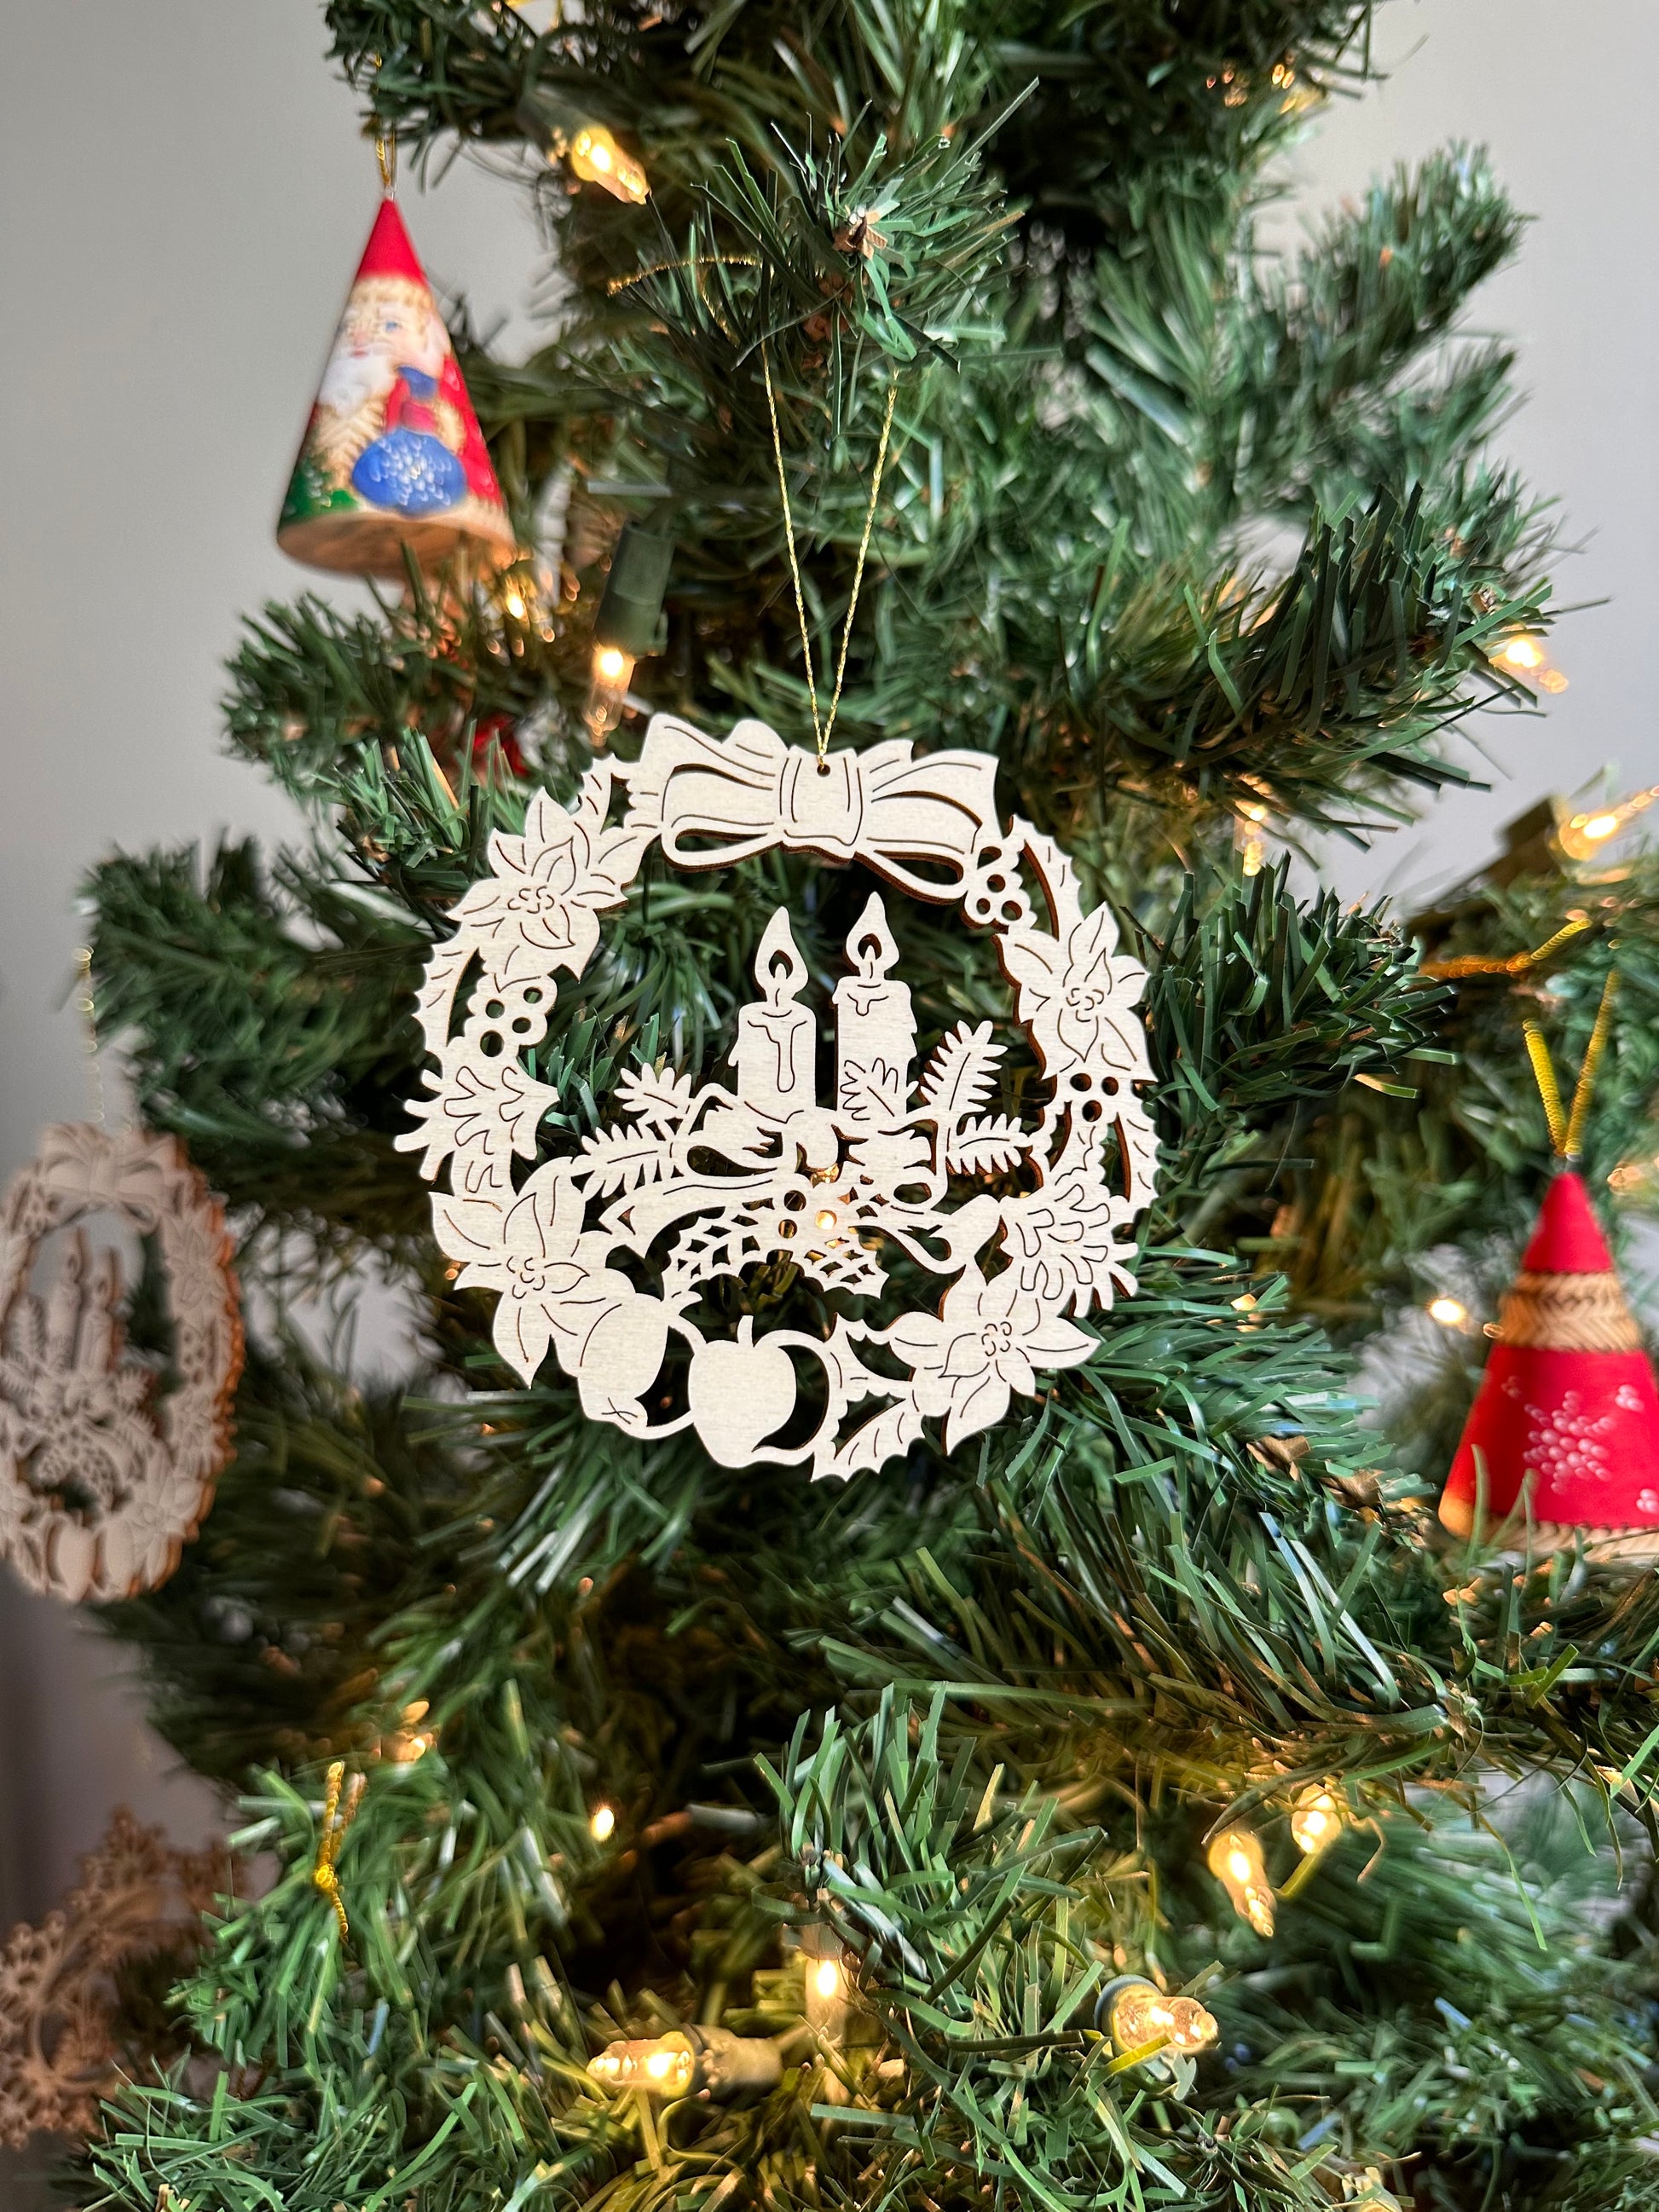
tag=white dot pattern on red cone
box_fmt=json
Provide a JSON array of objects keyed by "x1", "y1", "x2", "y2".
[{"x1": 1523, "y1": 1390, "x2": 1617, "y2": 1489}]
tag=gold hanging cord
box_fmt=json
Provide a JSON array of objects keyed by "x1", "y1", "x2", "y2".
[
  {"x1": 312, "y1": 1759, "x2": 366, "y2": 1940},
  {"x1": 72, "y1": 947, "x2": 107, "y2": 1133},
  {"x1": 760, "y1": 342, "x2": 898, "y2": 763},
  {"x1": 1523, "y1": 968, "x2": 1619, "y2": 1160},
  {"x1": 376, "y1": 130, "x2": 397, "y2": 193},
  {"x1": 1421, "y1": 913, "x2": 1592, "y2": 982}
]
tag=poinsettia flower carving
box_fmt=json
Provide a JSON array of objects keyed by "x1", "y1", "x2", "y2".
[
  {"x1": 436, "y1": 1167, "x2": 649, "y2": 1389},
  {"x1": 887, "y1": 1268, "x2": 1094, "y2": 1450},
  {"x1": 1002, "y1": 895, "x2": 1151, "y2": 1079},
  {"x1": 445, "y1": 781, "x2": 651, "y2": 981}
]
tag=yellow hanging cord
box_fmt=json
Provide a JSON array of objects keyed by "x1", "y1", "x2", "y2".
[
  {"x1": 760, "y1": 342, "x2": 899, "y2": 762},
  {"x1": 1421, "y1": 914, "x2": 1593, "y2": 981},
  {"x1": 1564, "y1": 970, "x2": 1619, "y2": 1160},
  {"x1": 1523, "y1": 968, "x2": 1619, "y2": 1160},
  {"x1": 72, "y1": 947, "x2": 107, "y2": 1133},
  {"x1": 313, "y1": 1760, "x2": 365, "y2": 1941},
  {"x1": 1522, "y1": 1024, "x2": 1566, "y2": 1153}
]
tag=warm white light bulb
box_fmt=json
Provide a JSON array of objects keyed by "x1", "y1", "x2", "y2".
[
  {"x1": 1581, "y1": 813, "x2": 1620, "y2": 842},
  {"x1": 586, "y1": 644, "x2": 637, "y2": 740},
  {"x1": 1427, "y1": 1296, "x2": 1467, "y2": 1328},
  {"x1": 812, "y1": 1958, "x2": 841, "y2": 2000},
  {"x1": 1107, "y1": 1979, "x2": 1219, "y2": 2058},
  {"x1": 1208, "y1": 1827, "x2": 1275, "y2": 1936},
  {"x1": 564, "y1": 125, "x2": 649, "y2": 204},
  {"x1": 590, "y1": 1804, "x2": 616, "y2": 1843},
  {"x1": 1290, "y1": 1784, "x2": 1342, "y2": 1857}
]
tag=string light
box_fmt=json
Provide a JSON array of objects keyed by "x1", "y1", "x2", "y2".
[
  {"x1": 1290, "y1": 1783, "x2": 1343, "y2": 1858},
  {"x1": 589, "y1": 1804, "x2": 616, "y2": 1843},
  {"x1": 588, "y1": 2036, "x2": 696, "y2": 2094},
  {"x1": 1427, "y1": 1296, "x2": 1469, "y2": 1329},
  {"x1": 587, "y1": 2026, "x2": 783, "y2": 2099},
  {"x1": 586, "y1": 643, "x2": 635, "y2": 739},
  {"x1": 1104, "y1": 1978, "x2": 1219, "y2": 2058},
  {"x1": 1207, "y1": 1826, "x2": 1275, "y2": 1935},
  {"x1": 585, "y1": 525, "x2": 674, "y2": 741},
  {"x1": 1493, "y1": 632, "x2": 1568, "y2": 694},
  {"x1": 812, "y1": 1957, "x2": 842, "y2": 2000},
  {"x1": 1558, "y1": 787, "x2": 1659, "y2": 861},
  {"x1": 553, "y1": 124, "x2": 649, "y2": 204}
]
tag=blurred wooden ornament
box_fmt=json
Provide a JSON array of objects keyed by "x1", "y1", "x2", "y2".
[
  {"x1": 0, "y1": 1123, "x2": 243, "y2": 1601},
  {"x1": 0, "y1": 1809, "x2": 229, "y2": 2149}
]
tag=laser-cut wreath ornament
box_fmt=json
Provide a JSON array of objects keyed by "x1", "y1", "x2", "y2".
[
  {"x1": 0, "y1": 1123, "x2": 243, "y2": 1601},
  {"x1": 400, "y1": 717, "x2": 1159, "y2": 1477}
]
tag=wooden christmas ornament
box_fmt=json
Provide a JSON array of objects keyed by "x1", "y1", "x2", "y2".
[
  {"x1": 0, "y1": 1810, "x2": 228, "y2": 2149},
  {"x1": 0, "y1": 1123, "x2": 243, "y2": 1602},
  {"x1": 1438, "y1": 1170, "x2": 1659, "y2": 1552},
  {"x1": 400, "y1": 714, "x2": 1160, "y2": 1477},
  {"x1": 277, "y1": 196, "x2": 517, "y2": 579}
]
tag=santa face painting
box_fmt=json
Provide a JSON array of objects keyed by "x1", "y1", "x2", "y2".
[{"x1": 311, "y1": 276, "x2": 468, "y2": 516}]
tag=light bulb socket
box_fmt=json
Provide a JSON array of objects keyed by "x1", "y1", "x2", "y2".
[{"x1": 593, "y1": 525, "x2": 673, "y2": 659}]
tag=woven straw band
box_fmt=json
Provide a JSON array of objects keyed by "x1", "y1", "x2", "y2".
[{"x1": 1495, "y1": 1270, "x2": 1641, "y2": 1353}]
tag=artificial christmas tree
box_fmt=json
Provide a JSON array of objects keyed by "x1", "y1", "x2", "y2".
[{"x1": 30, "y1": 5, "x2": 1659, "y2": 2211}]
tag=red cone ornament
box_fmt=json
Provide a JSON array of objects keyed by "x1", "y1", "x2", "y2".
[
  {"x1": 1439, "y1": 1170, "x2": 1659, "y2": 1546},
  {"x1": 277, "y1": 198, "x2": 517, "y2": 578}
]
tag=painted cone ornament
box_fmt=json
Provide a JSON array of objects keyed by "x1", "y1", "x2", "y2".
[
  {"x1": 1439, "y1": 1176, "x2": 1659, "y2": 1549},
  {"x1": 277, "y1": 197, "x2": 517, "y2": 578}
]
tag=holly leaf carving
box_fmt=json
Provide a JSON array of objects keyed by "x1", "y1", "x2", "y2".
[
  {"x1": 577, "y1": 1124, "x2": 668, "y2": 1197},
  {"x1": 945, "y1": 1114, "x2": 1032, "y2": 1175},
  {"x1": 917, "y1": 1021, "x2": 1003, "y2": 1122},
  {"x1": 614, "y1": 1065, "x2": 698, "y2": 1133},
  {"x1": 830, "y1": 1396, "x2": 926, "y2": 1480}
]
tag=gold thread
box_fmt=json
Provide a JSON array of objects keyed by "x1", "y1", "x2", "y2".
[
  {"x1": 608, "y1": 254, "x2": 759, "y2": 295},
  {"x1": 761, "y1": 343, "x2": 821, "y2": 750},
  {"x1": 376, "y1": 132, "x2": 397, "y2": 194},
  {"x1": 72, "y1": 948, "x2": 107, "y2": 1133},
  {"x1": 760, "y1": 343, "x2": 899, "y2": 763},
  {"x1": 1564, "y1": 970, "x2": 1619, "y2": 1160},
  {"x1": 1523, "y1": 1022, "x2": 1567, "y2": 1154},
  {"x1": 824, "y1": 375, "x2": 899, "y2": 750},
  {"x1": 1421, "y1": 915, "x2": 1592, "y2": 980},
  {"x1": 313, "y1": 1759, "x2": 365, "y2": 1941}
]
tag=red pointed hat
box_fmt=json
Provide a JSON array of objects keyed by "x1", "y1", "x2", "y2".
[
  {"x1": 1440, "y1": 1170, "x2": 1659, "y2": 1544},
  {"x1": 277, "y1": 197, "x2": 517, "y2": 578}
]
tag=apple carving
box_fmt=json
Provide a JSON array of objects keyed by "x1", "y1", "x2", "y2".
[
  {"x1": 575, "y1": 1295, "x2": 670, "y2": 1420},
  {"x1": 687, "y1": 1319, "x2": 797, "y2": 1467}
]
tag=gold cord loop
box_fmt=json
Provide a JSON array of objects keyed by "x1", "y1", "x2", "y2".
[
  {"x1": 1421, "y1": 914, "x2": 1592, "y2": 981},
  {"x1": 760, "y1": 343, "x2": 899, "y2": 763},
  {"x1": 1523, "y1": 968, "x2": 1619, "y2": 1160},
  {"x1": 313, "y1": 1759, "x2": 365, "y2": 1941},
  {"x1": 72, "y1": 947, "x2": 107, "y2": 1133},
  {"x1": 1564, "y1": 970, "x2": 1619, "y2": 1160},
  {"x1": 375, "y1": 130, "x2": 397, "y2": 195}
]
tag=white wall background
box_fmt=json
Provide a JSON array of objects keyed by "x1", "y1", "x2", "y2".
[{"x1": 0, "y1": 0, "x2": 1654, "y2": 2189}]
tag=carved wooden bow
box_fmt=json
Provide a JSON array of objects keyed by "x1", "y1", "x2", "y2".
[{"x1": 624, "y1": 716, "x2": 1001, "y2": 900}]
